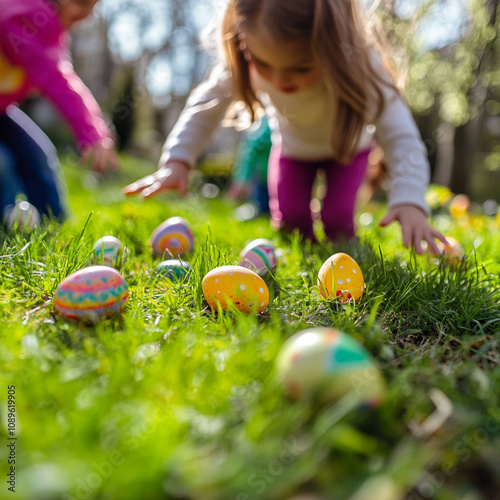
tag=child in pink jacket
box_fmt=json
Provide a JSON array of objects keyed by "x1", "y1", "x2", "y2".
[{"x1": 0, "y1": 0, "x2": 118, "y2": 221}]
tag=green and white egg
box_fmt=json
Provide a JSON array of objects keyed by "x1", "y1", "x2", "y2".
[
  {"x1": 94, "y1": 236, "x2": 128, "y2": 267},
  {"x1": 276, "y1": 327, "x2": 385, "y2": 406}
]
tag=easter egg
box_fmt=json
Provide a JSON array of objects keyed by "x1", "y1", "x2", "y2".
[
  {"x1": 94, "y1": 236, "x2": 127, "y2": 266},
  {"x1": 150, "y1": 217, "x2": 194, "y2": 257},
  {"x1": 202, "y1": 265, "x2": 269, "y2": 314},
  {"x1": 3, "y1": 201, "x2": 40, "y2": 231},
  {"x1": 276, "y1": 327, "x2": 385, "y2": 406},
  {"x1": 318, "y1": 253, "x2": 365, "y2": 303},
  {"x1": 437, "y1": 236, "x2": 464, "y2": 266},
  {"x1": 54, "y1": 266, "x2": 129, "y2": 323},
  {"x1": 239, "y1": 238, "x2": 277, "y2": 276},
  {"x1": 156, "y1": 259, "x2": 191, "y2": 283}
]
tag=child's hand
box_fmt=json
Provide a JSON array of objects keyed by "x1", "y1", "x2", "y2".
[
  {"x1": 380, "y1": 204, "x2": 448, "y2": 255},
  {"x1": 81, "y1": 138, "x2": 120, "y2": 172},
  {"x1": 123, "y1": 161, "x2": 190, "y2": 198}
]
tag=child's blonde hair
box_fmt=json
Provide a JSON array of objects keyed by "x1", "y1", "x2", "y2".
[{"x1": 222, "y1": 0, "x2": 400, "y2": 164}]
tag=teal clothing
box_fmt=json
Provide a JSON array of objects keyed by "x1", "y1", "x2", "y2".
[{"x1": 233, "y1": 117, "x2": 272, "y2": 185}]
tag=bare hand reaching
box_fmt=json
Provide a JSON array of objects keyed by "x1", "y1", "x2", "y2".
[
  {"x1": 80, "y1": 137, "x2": 120, "y2": 173},
  {"x1": 380, "y1": 204, "x2": 448, "y2": 255},
  {"x1": 123, "y1": 160, "x2": 190, "y2": 198}
]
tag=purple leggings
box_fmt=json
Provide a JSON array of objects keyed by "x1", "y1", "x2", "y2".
[{"x1": 267, "y1": 147, "x2": 370, "y2": 241}]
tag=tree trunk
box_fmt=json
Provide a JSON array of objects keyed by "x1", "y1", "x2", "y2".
[
  {"x1": 433, "y1": 122, "x2": 455, "y2": 187},
  {"x1": 450, "y1": 114, "x2": 480, "y2": 194}
]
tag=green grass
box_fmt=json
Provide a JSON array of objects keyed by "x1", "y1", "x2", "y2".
[{"x1": 1, "y1": 154, "x2": 500, "y2": 500}]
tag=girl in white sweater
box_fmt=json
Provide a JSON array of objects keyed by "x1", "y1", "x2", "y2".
[{"x1": 125, "y1": 0, "x2": 447, "y2": 254}]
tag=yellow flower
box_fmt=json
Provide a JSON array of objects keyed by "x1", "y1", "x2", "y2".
[{"x1": 449, "y1": 194, "x2": 470, "y2": 218}]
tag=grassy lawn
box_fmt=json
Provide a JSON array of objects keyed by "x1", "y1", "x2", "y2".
[{"x1": 1, "y1": 153, "x2": 500, "y2": 500}]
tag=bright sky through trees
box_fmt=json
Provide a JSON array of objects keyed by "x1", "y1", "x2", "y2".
[
  {"x1": 95, "y1": 0, "x2": 468, "y2": 96},
  {"x1": 395, "y1": 0, "x2": 469, "y2": 49}
]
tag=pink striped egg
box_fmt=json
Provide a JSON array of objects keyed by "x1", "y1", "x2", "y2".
[
  {"x1": 150, "y1": 217, "x2": 194, "y2": 257},
  {"x1": 239, "y1": 238, "x2": 277, "y2": 276},
  {"x1": 54, "y1": 266, "x2": 129, "y2": 323}
]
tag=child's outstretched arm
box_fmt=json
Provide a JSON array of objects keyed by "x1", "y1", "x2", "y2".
[
  {"x1": 123, "y1": 64, "x2": 233, "y2": 198},
  {"x1": 380, "y1": 204, "x2": 448, "y2": 255}
]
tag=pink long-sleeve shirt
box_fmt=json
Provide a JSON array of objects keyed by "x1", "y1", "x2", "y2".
[{"x1": 0, "y1": 0, "x2": 110, "y2": 149}]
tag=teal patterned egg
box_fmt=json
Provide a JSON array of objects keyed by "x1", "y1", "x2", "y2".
[{"x1": 156, "y1": 259, "x2": 191, "y2": 283}]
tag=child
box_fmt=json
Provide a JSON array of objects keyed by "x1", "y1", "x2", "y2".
[
  {"x1": 124, "y1": 0, "x2": 446, "y2": 254},
  {"x1": 227, "y1": 115, "x2": 271, "y2": 216},
  {"x1": 0, "y1": 0, "x2": 119, "y2": 221}
]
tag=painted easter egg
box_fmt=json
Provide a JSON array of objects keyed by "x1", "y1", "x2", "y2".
[
  {"x1": 437, "y1": 236, "x2": 464, "y2": 266},
  {"x1": 239, "y1": 238, "x2": 278, "y2": 276},
  {"x1": 156, "y1": 259, "x2": 191, "y2": 283},
  {"x1": 276, "y1": 327, "x2": 385, "y2": 406},
  {"x1": 54, "y1": 266, "x2": 129, "y2": 323},
  {"x1": 318, "y1": 253, "x2": 365, "y2": 303},
  {"x1": 3, "y1": 201, "x2": 40, "y2": 231},
  {"x1": 150, "y1": 217, "x2": 194, "y2": 257},
  {"x1": 202, "y1": 265, "x2": 269, "y2": 314},
  {"x1": 94, "y1": 236, "x2": 127, "y2": 266}
]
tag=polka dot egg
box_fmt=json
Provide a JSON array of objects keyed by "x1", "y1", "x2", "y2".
[
  {"x1": 318, "y1": 252, "x2": 364, "y2": 303},
  {"x1": 156, "y1": 259, "x2": 191, "y2": 283},
  {"x1": 54, "y1": 266, "x2": 129, "y2": 323},
  {"x1": 239, "y1": 238, "x2": 278, "y2": 276},
  {"x1": 94, "y1": 236, "x2": 125, "y2": 266},
  {"x1": 202, "y1": 265, "x2": 269, "y2": 314},
  {"x1": 276, "y1": 327, "x2": 385, "y2": 406},
  {"x1": 150, "y1": 217, "x2": 194, "y2": 257}
]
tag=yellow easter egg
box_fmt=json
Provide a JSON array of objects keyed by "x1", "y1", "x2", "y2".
[
  {"x1": 318, "y1": 253, "x2": 365, "y2": 303},
  {"x1": 202, "y1": 265, "x2": 269, "y2": 314}
]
